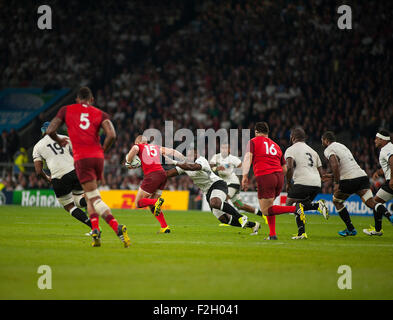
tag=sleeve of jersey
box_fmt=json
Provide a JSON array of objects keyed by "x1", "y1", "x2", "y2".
[
  {"x1": 56, "y1": 106, "x2": 67, "y2": 121},
  {"x1": 175, "y1": 166, "x2": 185, "y2": 175},
  {"x1": 101, "y1": 111, "x2": 110, "y2": 123},
  {"x1": 324, "y1": 147, "x2": 335, "y2": 160},
  {"x1": 195, "y1": 158, "x2": 210, "y2": 172},
  {"x1": 210, "y1": 155, "x2": 217, "y2": 165},
  {"x1": 32, "y1": 146, "x2": 42, "y2": 162},
  {"x1": 316, "y1": 154, "x2": 322, "y2": 167},
  {"x1": 280, "y1": 154, "x2": 286, "y2": 166},
  {"x1": 233, "y1": 156, "x2": 242, "y2": 167},
  {"x1": 284, "y1": 148, "x2": 293, "y2": 160}
]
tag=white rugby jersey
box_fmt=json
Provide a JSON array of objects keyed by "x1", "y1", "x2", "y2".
[
  {"x1": 176, "y1": 156, "x2": 222, "y2": 194},
  {"x1": 379, "y1": 142, "x2": 393, "y2": 180},
  {"x1": 324, "y1": 142, "x2": 366, "y2": 180},
  {"x1": 210, "y1": 153, "x2": 242, "y2": 185},
  {"x1": 284, "y1": 142, "x2": 322, "y2": 187},
  {"x1": 32, "y1": 134, "x2": 75, "y2": 179}
]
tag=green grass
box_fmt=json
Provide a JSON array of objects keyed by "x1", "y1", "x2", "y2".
[{"x1": 0, "y1": 205, "x2": 393, "y2": 300}]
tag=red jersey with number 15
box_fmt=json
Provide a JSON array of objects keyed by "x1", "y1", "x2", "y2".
[
  {"x1": 247, "y1": 136, "x2": 285, "y2": 176},
  {"x1": 137, "y1": 143, "x2": 164, "y2": 175},
  {"x1": 56, "y1": 103, "x2": 109, "y2": 161}
]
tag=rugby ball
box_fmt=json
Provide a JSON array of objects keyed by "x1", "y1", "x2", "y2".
[{"x1": 126, "y1": 155, "x2": 141, "y2": 169}]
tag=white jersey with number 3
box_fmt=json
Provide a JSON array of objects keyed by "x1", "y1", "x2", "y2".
[
  {"x1": 324, "y1": 142, "x2": 366, "y2": 180},
  {"x1": 32, "y1": 134, "x2": 75, "y2": 179},
  {"x1": 284, "y1": 142, "x2": 322, "y2": 187}
]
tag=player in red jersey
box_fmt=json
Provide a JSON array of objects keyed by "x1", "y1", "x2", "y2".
[
  {"x1": 125, "y1": 135, "x2": 184, "y2": 233},
  {"x1": 242, "y1": 122, "x2": 306, "y2": 240},
  {"x1": 46, "y1": 87, "x2": 130, "y2": 248}
]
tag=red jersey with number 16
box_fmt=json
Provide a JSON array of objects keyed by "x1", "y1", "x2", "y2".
[
  {"x1": 56, "y1": 103, "x2": 109, "y2": 161},
  {"x1": 247, "y1": 136, "x2": 285, "y2": 176},
  {"x1": 137, "y1": 143, "x2": 164, "y2": 175}
]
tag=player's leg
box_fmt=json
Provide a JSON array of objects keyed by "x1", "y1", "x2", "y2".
[
  {"x1": 135, "y1": 172, "x2": 165, "y2": 215},
  {"x1": 286, "y1": 197, "x2": 307, "y2": 239},
  {"x1": 150, "y1": 190, "x2": 170, "y2": 233},
  {"x1": 57, "y1": 192, "x2": 91, "y2": 228},
  {"x1": 332, "y1": 190, "x2": 355, "y2": 236},
  {"x1": 230, "y1": 188, "x2": 263, "y2": 217},
  {"x1": 213, "y1": 209, "x2": 261, "y2": 235}
]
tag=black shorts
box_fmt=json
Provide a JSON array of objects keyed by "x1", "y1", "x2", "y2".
[
  {"x1": 228, "y1": 183, "x2": 241, "y2": 194},
  {"x1": 381, "y1": 180, "x2": 393, "y2": 195},
  {"x1": 287, "y1": 184, "x2": 321, "y2": 203},
  {"x1": 339, "y1": 176, "x2": 370, "y2": 195},
  {"x1": 51, "y1": 170, "x2": 83, "y2": 198},
  {"x1": 206, "y1": 180, "x2": 228, "y2": 203}
]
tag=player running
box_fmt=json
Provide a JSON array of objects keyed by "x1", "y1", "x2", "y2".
[
  {"x1": 166, "y1": 147, "x2": 261, "y2": 235},
  {"x1": 210, "y1": 143, "x2": 265, "y2": 219},
  {"x1": 242, "y1": 122, "x2": 326, "y2": 240},
  {"x1": 46, "y1": 87, "x2": 130, "y2": 248},
  {"x1": 363, "y1": 129, "x2": 393, "y2": 236},
  {"x1": 284, "y1": 127, "x2": 329, "y2": 240},
  {"x1": 125, "y1": 135, "x2": 184, "y2": 234},
  {"x1": 33, "y1": 122, "x2": 91, "y2": 233},
  {"x1": 321, "y1": 131, "x2": 390, "y2": 237}
]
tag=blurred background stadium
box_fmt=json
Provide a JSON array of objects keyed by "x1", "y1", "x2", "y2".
[{"x1": 1, "y1": 0, "x2": 392, "y2": 208}]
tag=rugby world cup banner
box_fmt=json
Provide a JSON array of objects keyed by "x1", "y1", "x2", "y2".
[
  {"x1": 202, "y1": 192, "x2": 393, "y2": 216},
  {"x1": 8, "y1": 189, "x2": 189, "y2": 210}
]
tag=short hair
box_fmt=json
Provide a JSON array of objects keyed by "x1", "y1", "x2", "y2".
[
  {"x1": 322, "y1": 131, "x2": 336, "y2": 142},
  {"x1": 77, "y1": 87, "x2": 93, "y2": 101},
  {"x1": 291, "y1": 126, "x2": 306, "y2": 141},
  {"x1": 255, "y1": 122, "x2": 269, "y2": 134}
]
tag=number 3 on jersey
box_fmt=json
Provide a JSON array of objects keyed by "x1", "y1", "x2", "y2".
[
  {"x1": 80, "y1": 113, "x2": 90, "y2": 130},
  {"x1": 264, "y1": 141, "x2": 277, "y2": 155}
]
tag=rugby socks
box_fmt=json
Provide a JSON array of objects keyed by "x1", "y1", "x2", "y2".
[
  {"x1": 138, "y1": 198, "x2": 157, "y2": 208},
  {"x1": 375, "y1": 203, "x2": 389, "y2": 231},
  {"x1": 221, "y1": 202, "x2": 243, "y2": 220},
  {"x1": 296, "y1": 215, "x2": 305, "y2": 235},
  {"x1": 302, "y1": 202, "x2": 319, "y2": 211},
  {"x1": 268, "y1": 205, "x2": 296, "y2": 216},
  {"x1": 149, "y1": 207, "x2": 168, "y2": 228},
  {"x1": 70, "y1": 206, "x2": 92, "y2": 228},
  {"x1": 267, "y1": 216, "x2": 276, "y2": 236},
  {"x1": 337, "y1": 207, "x2": 355, "y2": 231},
  {"x1": 255, "y1": 208, "x2": 263, "y2": 216},
  {"x1": 104, "y1": 214, "x2": 119, "y2": 233},
  {"x1": 79, "y1": 197, "x2": 87, "y2": 208},
  {"x1": 90, "y1": 213, "x2": 100, "y2": 231}
]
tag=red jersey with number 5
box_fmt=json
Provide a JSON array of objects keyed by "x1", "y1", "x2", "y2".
[
  {"x1": 137, "y1": 143, "x2": 164, "y2": 175},
  {"x1": 247, "y1": 136, "x2": 285, "y2": 176},
  {"x1": 55, "y1": 103, "x2": 109, "y2": 161}
]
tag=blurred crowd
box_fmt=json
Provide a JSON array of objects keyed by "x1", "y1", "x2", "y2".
[{"x1": 1, "y1": 0, "x2": 392, "y2": 197}]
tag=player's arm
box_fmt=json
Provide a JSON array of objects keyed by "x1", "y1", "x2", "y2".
[
  {"x1": 101, "y1": 119, "x2": 116, "y2": 153},
  {"x1": 34, "y1": 160, "x2": 51, "y2": 184},
  {"x1": 175, "y1": 162, "x2": 203, "y2": 171},
  {"x1": 242, "y1": 151, "x2": 253, "y2": 191},
  {"x1": 125, "y1": 145, "x2": 140, "y2": 165},
  {"x1": 372, "y1": 168, "x2": 384, "y2": 180},
  {"x1": 46, "y1": 117, "x2": 68, "y2": 146},
  {"x1": 328, "y1": 155, "x2": 341, "y2": 191},
  {"x1": 389, "y1": 156, "x2": 393, "y2": 189},
  {"x1": 160, "y1": 147, "x2": 185, "y2": 161},
  {"x1": 166, "y1": 168, "x2": 180, "y2": 178},
  {"x1": 285, "y1": 157, "x2": 294, "y2": 191}
]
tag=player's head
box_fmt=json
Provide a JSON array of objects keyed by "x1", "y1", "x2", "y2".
[
  {"x1": 290, "y1": 126, "x2": 306, "y2": 144},
  {"x1": 255, "y1": 122, "x2": 269, "y2": 137},
  {"x1": 40, "y1": 121, "x2": 51, "y2": 136},
  {"x1": 220, "y1": 142, "x2": 230, "y2": 157},
  {"x1": 321, "y1": 131, "x2": 336, "y2": 147},
  {"x1": 76, "y1": 87, "x2": 94, "y2": 104},
  {"x1": 135, "y1": 135, "x2": 148, "y2": 144},
  {"x1": 375, "y1": 129, "x2": 391, "y2": 149}
]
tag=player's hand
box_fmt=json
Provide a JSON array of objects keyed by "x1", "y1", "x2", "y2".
[
  {"x1": 217, "y1": 166, "x2": 226, "y2": 171},
  {"x1": 322, "y1": 174, "x2": 333, "y2": 182},
  {"x1": 58, "y1": 137, "x2": 69, "y2": 147},
  {"x1": 242, "y1": 176, "x2": 249, "y2": 191}
]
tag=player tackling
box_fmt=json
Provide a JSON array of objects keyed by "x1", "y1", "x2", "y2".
[{"x1": 46, "y1": 87, "x2": 130, "y2": 248}]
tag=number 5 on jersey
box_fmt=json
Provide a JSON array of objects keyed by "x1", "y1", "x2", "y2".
[{"x1": 80, "y1": 113, "x2": 90, "y2": 130}]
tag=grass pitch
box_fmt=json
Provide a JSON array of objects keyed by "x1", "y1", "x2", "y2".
[{"x1": 0, "y1": 205, "x2": 393, "y2": 300}]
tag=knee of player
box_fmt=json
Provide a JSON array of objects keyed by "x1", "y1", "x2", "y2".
[
  {"x1": 333, "y1": 198, "x2": 344, "y2": 209},
  {"x1": 73, "y1": 194, "x2": 87, "y2": 208},
  {"x1": 209, "y1": 197, "x2": 222, "y2": 209}
]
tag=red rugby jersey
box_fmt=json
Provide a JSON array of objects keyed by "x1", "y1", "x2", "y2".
[
  {"x1": 137, "y1": 143, "x2": 164, "y2": 175},
  {"x1": 247, "y1": 136, "x2": 285, "y2": 176},
  {"x1": 56, "y1": 103, "x2": 109, "y2": 161}
]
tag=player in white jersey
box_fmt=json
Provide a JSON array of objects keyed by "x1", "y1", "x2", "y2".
[
  {"x1": 321, "y1": 131, "x2": 390, "y2": 237},
  {"x1": 363, "y1": 129, "x2": 393, "y2": 236},
  {"x1": 284, "y1": 127, "x2": 329, "y2": 239},
  {"x1": 166, "y1": 147, "x2": 260, "y2": 235},
  {"x1": 32, "y1": 122, "x2": 91, "y2": 231},
  {"x1": 210, "y1": 143, "x2": 264, "y2": 219}
]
